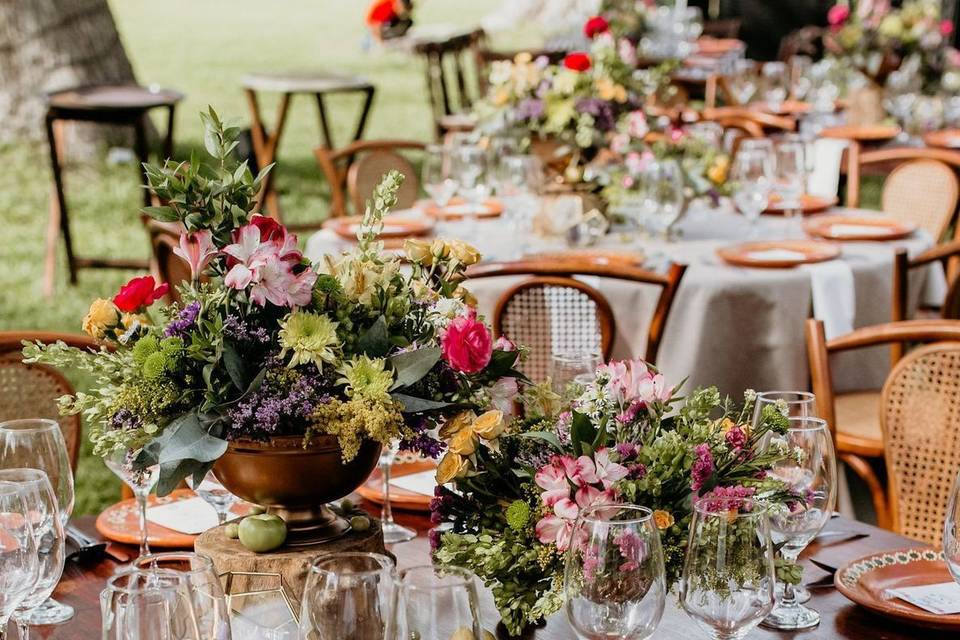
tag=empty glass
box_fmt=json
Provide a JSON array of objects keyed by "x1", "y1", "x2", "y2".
[
  {"x1": 732, "y1": 149, "x2": 773, "y2": 230},
  {"x1": 946, "y1": 470, "x2": 960, "y2": 585},
  {"x1": 0, "y1": 481, "x2": 40, "y2": 640},
  {"x1": 497, "y1": 154, "x2": 543, "y2": 257},
  {"x1": 185, "y1": 471, "x2": 238, "y2": 525},
  {"x1": 564, "y1": 505, "x2": 666, "y2": 640},
  {"x1": 761, "y1": 62, "x2": 789, "y2": 113},
  {"x1": 101, "y1": 567, "x2": 202, "y2": 640},
  {"x1": 773, "y1": 141, "x2": 806, "y2": 218},
  {"x1": 0, "y1": 470, "x2": 65, "y2": 640},
  {"x1": 550, "y1": 349, "x2": 603, "y2": 392},
  {"x1": 393, "y1": 565, "x2": 483, "y2": 640},
  {"x1": 299, "y1": 552, "x2": 395, "y2": 639},
  {"x1": 378, "y1": 442, "x2": 416, "y2": 544},
  {"x1": 681, "y1": 496, "x2": 776, "y2": 640},
  {"x1": 422, "y1": 145, "x2": 459, "y2": 207},
  {"x1": 643, "y1": 160, "x2": 685, "y2": 240},
  {"x1": 0, "y1": 418, "x2": 75, "y2": 623},
  {"x1": 751, "y1": 391, "x2": 816, "y2": 427},
  {"x1": 727, "y1": 60, "x2": 758, "y2": 106},
  {"x1": 789, "y1": 55, "x2": 813, "y2": 101},
  {"x1": 104, "y1": 450, "x2": 160, "y2": 557},
  {"x1": 763, "y1": 417, "x2": 837, "y2": 630}
]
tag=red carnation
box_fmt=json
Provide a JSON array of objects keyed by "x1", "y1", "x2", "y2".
[
  {"x1": 584, "y1": 16, "x2": 609, "y2": 39},
  {"x1": 366, "y1": 0, "x2": 397, "y2": 26},
  {"x1": 563, "y1": 52, "x2": 592, "y2": 72},
  {"x1": 114, "y1": 276, "x2": 169, "y2": 313}
]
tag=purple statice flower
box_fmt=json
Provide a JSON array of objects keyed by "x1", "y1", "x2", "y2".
[
  {"x1": 725, "y1": 426, "x2": 747, "y2": 451},
  {"x1": 403, "y1": 432, "x2": 445, "y2": 460},
  {"x1": 223, "y1": 314, "x2": 272, "y2": 345},
  {"x1": 164, "y1": 301, "x2": 201, "y2": 337},
  {"x1": 515, "y1": 98, "x2": 544, "y2": 122},
  {"x1": 227, "y1": 370, "x2": 331, "y2": 439},
  {"x1": 615, "y1": 442, "x2": 638, "y2": 460},
  {"x1": 428, "y1": 527, "x2": 442, "y2": 551},
  {"x1": 110, "y1": 408, "x2": 142, "y2": 432},
  {"x1": 691, "y1": 443, "x2": 715, "y2": 491},
  {"x1": 429, "y1": 486, "x2": 457, "y2": 524},
  {"x1": 698, "y1": 485, "x2": 756, "y2": 513},
  {"x1": 628, "y1": 463, "x2": 647, "y2": 479},
  {"x1": 616, "y1": 401, "x2": 646, "y2": 426},
  {"x1": 575, "y1": 97, "x2": 617, "y2": 131}
]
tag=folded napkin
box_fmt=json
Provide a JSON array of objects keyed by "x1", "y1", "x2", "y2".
[
  {"x1": 827, "y1": 223, "x2": 895, "y2": 238},
  {"x1": 146, "y1": 497, "x2": 219, "y2": 535},
  {"x1": 443, "y1": 202, "x2": 490, "y2": 215},
  {"x1": 389, "y1": 470, "x2": 437, "y2": 496},
  {"x1": 801, "y1": 259, "x2": 856, "y2": 340},
  {"x1": 808, "y1": 138, "x2": 848, "y2": 199},
  {"x1": 746, "y1": 249, "x2": 807, "y2": 261}
]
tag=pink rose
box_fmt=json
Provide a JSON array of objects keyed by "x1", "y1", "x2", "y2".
[
  {"x1": 941, "y1": 20, "x2": 954, "y2": 37},
  {"x1": 827, "y1": 5, "x2": 850, "y2": 27},
  {"x1": 440, "y1": 309, "x2": 493, "y2": 374}
]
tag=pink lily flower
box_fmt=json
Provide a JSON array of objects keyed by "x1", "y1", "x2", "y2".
[
  {"x1": 535, "y1": 498, "x2": 579, "y2": 551},
  {"x1": 535, "y1": 458, "x2": 572, "y2": 506},
  {"x1": 593, "y1": 447, "x2": 629, "y2": 489},
  {"x1": 173, "y1": 229, "x2": 217, "y2": 281}
]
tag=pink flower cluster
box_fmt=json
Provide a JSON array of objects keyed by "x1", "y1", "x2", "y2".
[
  {"x1": 691, "y1": 443, "x2": 714, "y2": 491},
  {"x1": 597, "y1": 358, "x2": 671, "y2": 408},
  {"x1": 440, "y1": 308, "x2": 493, "y2": 374},
  {"x1": 533, "y1": 449, "x2": 628, "y2": 551},
  {"x1": 698, "y1": 485, "x2": 756, "y2": 513},
  {"x1": 223, "y1": 216, "x2": 316, "y2": 307}
]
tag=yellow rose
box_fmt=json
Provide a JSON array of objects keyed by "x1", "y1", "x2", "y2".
[
  {"x1": 707, "y1": 156, "x2": 730, "y2": 185},
  {"x1": 436, "y1": 452, "x2": 471, "y2": 484},
  {"x1": 493, "y1": 87, "x2": 510, "y2": 107},
  {"x1": 652, "y1": 510, "x2": 675, "y2": 530},
  {"x1": 447, "y1": 240, "x2": 481, "y2": 266},
  {"x1": 410, "y1": 280, "x2": 438, "y2": 303},
  {"x1": 431, "y1": 238, "x2": 451, "y2": 259},
  {"x1": 439, "y1": 410, "x2": 477, "y2": 440},
  {"x1": 448, "y1": 427, "x2": 479, "y2": 456},
  {"x1": 404, "y1": 238, "x2": 433, "y2": 265},
  {"x1": 120, "y1": 313, "x2": 149, "y2": 330},
  {"x1": 82, "y1": 298, "x2": 119, "y2": 339},
  {"x1": 472, "y1": 410, "x2": 506, "y2": 441},
  {"x1": 514, "y1": 51, "x2": 533, "y2": 65},
  {"x1": 453, "y1": 286, "x2": 478, "y2": 307}
]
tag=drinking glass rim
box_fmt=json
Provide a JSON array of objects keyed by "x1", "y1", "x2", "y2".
[
  {"x1": 785, "y1": 416, "x2": 829, "y2": 432},
  {"x1": 106, "y1": 566, "x2": 188, "y2": 595},
  {"x1": 578, "y1": 504, "x2": 653, "y2": 525},
  {"x1": 133, "y1": 551, "x2": 216, "y2": 577},
  {"x1": 398, "y1": 564, "x2": 474, "y2": 590},
  {"x1": 755, "y1": 390, "x2": 815, "y2": 405},
  {"x1": 0, "y1": 468, "x2": 49, "y2": 485},
  {"x1": 0, "y1": 479, "x2": 32, "y2": 498},
  {"x1": 308, "y1": 551, "x2": 395, "y2": 578},
  {"x1": 693, "y1": 496, "x2": 767, "y2": 518},
  {"x1": 0, "y1": 418, "x2": 59, "y2": 433}
]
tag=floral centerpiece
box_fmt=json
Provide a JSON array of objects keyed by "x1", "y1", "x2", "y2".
[
  {"x1": 431, "y1": 358, "x2": 801, "y2": 635},
  {"x1": 365, "y1": 0, "x2": 414, "y2": 41},
  {"x1": 26, "y1": 108, "x2": 522, "y2": 537}
]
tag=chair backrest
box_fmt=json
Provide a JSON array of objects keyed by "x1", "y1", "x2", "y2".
[
  {"x1": 466, "y1": 259, "x2": 687, "y2": 381},
  {"x1": 892, "y1": 242, "x2": 960, "y2": 326},
  {"x1": 881, "y1": 341, "x2": 960, "y2": 545},
  {"x1": 143, "y1": 217, "x2": 189, "y2": 304},
  {"x1": 777, "y1": 26, "x2": 825, "y2": 61},
  {"x1": 414, "y1": 28, "x2": 485, "y2": 138},
  {"x1": 315, "y1": 140, "x2": 426, "y2": 218},
  {"x1": 0, "y1": 332, "x2": 102, "y2": 472}
]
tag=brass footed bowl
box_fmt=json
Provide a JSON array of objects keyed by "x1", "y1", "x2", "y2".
[{"x1": 213, "y1": 435, "x2": 381, "y2": 545}]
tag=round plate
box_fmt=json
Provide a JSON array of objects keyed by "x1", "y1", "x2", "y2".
[
  {"x1": 819, "y1": 124, "x2": 902, "y2": 142},
  {"x1": 805, "y1": 215, "x2": 917, "y2": 241},
  {"x1": 923, "y1": 129, "x2": 960, "y2": 149},
  {"x1": 95, "y1": 489, "x2": 250, "y2": 548},
  {"x1": 764, "y1": 194, "x2": 838, "y2": 215},
  {"x1": 749, "y1": 100, "x2": 811, "y2": 116},
  {"x1": 323, "y1": 215, "x2": 434, "y2": 241},
  {"x1": 696, "y1": 37, "x2": 744, "y2": 57},
  {"x1": 717, "y1": 240, "x2": 841, "y2": 268},
  {"x1": 356, "y1": 460, "x2": 436, "y2": 512},
  {"x1": 525, "y1": 249, "x2": 645, "y2": 266},
  {"x1": 835, "y1": 547, "x2": 960, "y2": 632},
  {"x1": 422, "y1": 198, "x2": 504, "y2": 220}
]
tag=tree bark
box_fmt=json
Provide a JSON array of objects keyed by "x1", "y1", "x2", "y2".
[{"x1": 0, "y1": 0, "x2": 139, "y2": 145}]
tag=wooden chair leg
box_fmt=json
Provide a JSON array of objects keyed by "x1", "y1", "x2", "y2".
[{"x1": 842, "y1": 453, "x2": 890, "y2": 529}]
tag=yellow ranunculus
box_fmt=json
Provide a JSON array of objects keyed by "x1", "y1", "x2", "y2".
[
  {"x1": 493, "y1": 87, "x2": 511, "y2": 107},
  {"x1": 448, "y1": 427, "x2": 479, "y2": 456},
  {"x1": 436, "y1": 452, "x2": 471, "y2": 484},
  {"x1": 120, "y1": 313, "x2": 148, "y2": 330},
  {"x1": 447, "y1": 240, "x2": 481, "y2": 266},
  {"x1": 82, "y1": 298, "x2": 119, "y2": 339},
  {"x1": 653, "y1": 510, "x2": 675, "y2": 530},
  {"x1": 472, "y1": 410, "x2": 506, "y2": 441},
  {"x1": 439, "y1": 410, "x2": 477, "y2": 439},
  {"x1": 453, "y1": 286, "x2": 478, "y2": 307},
  {"x1": 707, "y1": 156, "x2": 730, "y2": 185},
  {"x1": 404, "y1": 238, "x2": 433, "y2": 265}
]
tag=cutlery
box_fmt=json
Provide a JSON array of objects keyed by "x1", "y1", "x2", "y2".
[{"x1": 815, "y1": 531, "x2": 870, "y2": 546}]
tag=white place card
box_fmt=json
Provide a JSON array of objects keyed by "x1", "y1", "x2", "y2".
[
  {"x1": 828, "y1": 224, "x2": 893, "y2": 237},
  {"x1": 146, "y1": 497, "x2": 218, "y2": 535},
  {"x1": 887, "y1": 582, "x2": 960, "y2": 615},
  {"x1": 746, "y1": 249, "x2": 807, "y2": 261},
  {"x1": 389, "y1": 470, "x2": 437, "y2": 496}
]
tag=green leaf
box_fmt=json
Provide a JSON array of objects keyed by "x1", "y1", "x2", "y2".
[
  {"x1": 391, "y1": 393, "x2": 452, "y2": 413},
  {"x1": 570, "y1": 412, "x2": 597, "y2": 458},
  {"x1": 517, "y1": 430, "x2": 564, "y2": 452},
  {"x1": 357, "y1": 316, "x2": 390, "y2": 357},
  {"x1": 142, "y1": 205, "x2": 180, "y2": 222},
  {"x1": 389, "y1": 347, "x2": 440, "y2": 390},
  {"x1": 145, "y1": 413, "x2": 228, "y2": 467},
  {"x1": 222, "y1": 342, "x2": 246, "y2": 390}
]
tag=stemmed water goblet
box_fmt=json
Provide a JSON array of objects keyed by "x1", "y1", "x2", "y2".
[
  {"x1": 299, "y1": 552, "x2": 395, "y2": 639},
  {"x1": 761, "y1": 62, "x2": 789, "y2": 113},
  {"x1": 392, "y1": 565, "x2": 484, "y2": 640},
  {"x1": 727, "y1": 59, "x2": 758, "y2": 106},
  {"x1": 496, "y1": 154, "x2": 544, "y2": 258},
  {"x1": 185, "y1": 471, "x2": 239, "y2": 525},
  {"x1": 452, "y1": 144, "x2": 490, "y2": 235},
  {"x1": 101, "y1": 566, "x2": 203, "y2": 640},
  {"x1": 549, "y1": 349, "x2": 602, "y2": 393},
  {"x1": 772, "y1": 140, "x2": 806, "y2": 223},
  {"x1": 104, "y1": 450, "x2": 160, "y2": 557},
  {"x1": 378, "y1": 441, "x2": 416, "y2": 544},
  {"x1": 0, "y1": 418, "x2": 75, "y2": 624},
  {"x1": 422, "y1": 145, "x2": 459, "y2": 208},
  {"x1": 643, "y1": 159, "x2": 685, "y2": 241},
  {"x1": 731, "y1": 149, "x2": 773, "y2": 233},
  {"x1": 0, "y1": 481, "x2": 40, "y2": 640}
]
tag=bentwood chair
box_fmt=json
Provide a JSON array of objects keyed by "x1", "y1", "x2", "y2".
[
  {"x1": 881, "y1": 341, "x2": 960, "y2": 545},
  {"x1": 846, "y1": 148, "x2": 960, "y2": 242},
  {"x1": 805, "y1": 318, "x2": 960, "y2": 529},
  {"x1": 893, "y1": 241, "x2": 960, "y2": 330},
  {"x1": 314, "y1": 140, "x2": 426, "y2": 219},
  {"x1": 0, "y1": 332, "x2": 102, "y2": 471},
  {"x1": 142, "y1": 217, "x2": 189, "y2": 304},
  {"x1": 465, "y1": 259, "x2": 687, "y2": 381},
  {"x1": 413, "y1": 28, "x2": 485, "y2": 139}
]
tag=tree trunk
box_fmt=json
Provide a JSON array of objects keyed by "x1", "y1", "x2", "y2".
[{"x1": 0, "y1": 0, "x2": 139, "y2": 145}]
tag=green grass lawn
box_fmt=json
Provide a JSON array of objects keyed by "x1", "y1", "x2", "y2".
[{"x1": 0, "y1": 0, "x2": 519, "y2": 514}]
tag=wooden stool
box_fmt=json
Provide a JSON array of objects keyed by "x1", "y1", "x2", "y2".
[
  {"x1": 241, "y1": 71, "x2": 376, "y2": 220},
  {"x1": 44, "y1": 84, "x2": 183, "y2": 296}
]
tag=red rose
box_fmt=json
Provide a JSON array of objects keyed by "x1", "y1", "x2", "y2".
[
  {"x1": 584, "y1": 16, "x2": 609, "y2": 39},
  {"x1": 114, "y1": 276, "x2": 169, "y2": 312},
  {"x1": 366, "y1": 0, "x2": 397, "y2": 26},
  {"x1": 249, "y1": 214, "x2": 283, "y2": 243},
  {"x1": 441, "y1": 309, "x2": 493, "y2": 374},
  {"x1": 563, "y1": 52, "x2": 592, "y2": 72}
]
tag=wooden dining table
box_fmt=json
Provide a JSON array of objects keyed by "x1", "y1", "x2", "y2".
[{"x1": 43, "y1": 502, "x2": 955, "y2": 639}]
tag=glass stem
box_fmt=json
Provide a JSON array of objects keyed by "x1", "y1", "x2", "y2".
[
  {"x1": 17, "y1": 618, "x2": 28, "y2": 640},
  {"x1": 217, "y1": 508, "x2": 228, "y2": 525},
  {"x1": 380, "y1": 457, "x2": 395, "y2": 527},
  {"x1": 136, "y1": 489, "x2": 150, "y2": 556},
  {"x1": 781, "y1": 580, "x2": 799, "y2": 608}
]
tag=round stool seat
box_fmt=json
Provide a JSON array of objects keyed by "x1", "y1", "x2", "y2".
[
  {"x1": 240, "y1": 71, "x2": 372, "y2": 94},
  {"x1": 47, "y1": 84, "x2": 183, "y2": 112}
]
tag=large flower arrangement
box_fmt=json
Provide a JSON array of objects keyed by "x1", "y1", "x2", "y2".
[
  {"x1": 824, "y1": 0, "x2": 957, "y2": 92},
  {"x1": 25, "y1": 108, "x2": 522, "y2": 494},
  {"x1": 431, "y1": 358, "x2": 800, "y2": 635}
]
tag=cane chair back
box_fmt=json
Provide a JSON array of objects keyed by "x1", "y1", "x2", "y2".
[
  {"x1": 315, "y1": 140, "x2": 426, "y2": 218},
  {"x1": 881, "y1": 341, "x2": 960, "y2": 545},
  {"x1": 881, "y1": 161, "x2": 959, "y2": 241},
  {"x1": 466, "y1": 259, "x2": 687, "y2": 381},
  {"x1": 414, "y1": 28, "x2": 484, "y2": 138},
  {"x1": 805, "y1": 318, "x2": 960, "y2": 528},
  {"x1": 143, "y1": 217, "x2": 189, "y2": 304},
  {"x1": 0, "y1": 332, "x2": 103, "y2": 472},
  {"x1": 892, "y1": 242, "x2": 960, "y2": 328}
]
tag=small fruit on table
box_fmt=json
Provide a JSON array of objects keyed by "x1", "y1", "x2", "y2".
[
  {"x1": 238, "y1": 514, "x2": 287, "y2": 552},
  {"x1": 350, "y1": 515, "x2": 371, "y2": 532},
  {"x1": 224, "y1": 522, "x2": 240, "y2": 539},
  {"x1": 247, "y1": 505, "x2": 267, "y2": 515}
]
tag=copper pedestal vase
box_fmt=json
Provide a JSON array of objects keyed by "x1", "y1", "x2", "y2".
[{"x1": 213, "y1": 435, "x2": 381, "y2": 545}]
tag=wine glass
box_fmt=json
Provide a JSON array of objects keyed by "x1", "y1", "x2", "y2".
[
  {"x1": 945, "y1": 470, "x2": 960, "y2": 585},
  {"x1": 130, "y1": 552, "x2": 232, "y2": 639},
  {"x1": 0, "y1": 418, "x2": 75, "y2": 623},
  {"x1": 497, "y1": 154, "x2": 544, "y2": 256},
  {"x1": 185, "y1": 471, "x2": 238, "y2": 525},
  {"x1": 732, "y1": 149, "x2": 773, "y2": 231},
  {"x1": 564, "y1": 505, "x2": 666, "y2": 640},
  {"x1": 773, "y1": 141, "x2": 806, "y2": 219},
  {"x1": 761, "y1": 62, "x2": 789, "y2": 113},
  {"x1": 752, "y1": 391, "x2": 816, "y2": 427},
  {"x1": 0, "y1": 469, "x2": 65, "y2": 640},
  {"x1": 104, "y1": 450, "x2": 160, "y2": 557},
  {"x1": 644, "y1": 160, "x2": 685, "y2": 241},
  {"x1": 101, "y1": 567, "x2": 202, "y2": 640},
  {"x1": 422, "y1": 145, "x2": 459, "y2": 208},
  {"x1": 762, "y1": 416, "x2": 837, "y2": 631},
  {"x1": 299, "y1": 552, "x2": 395, "y2": 639},
  {"x1": 727, "y1": 59, "x2": 758, "y2": 106},
  {"x1": 0, "y1": 481, "x2": 40, "y2": 640},
  {"x1": 680, "y1": 496, "x2": 776, "y2": 639},
  {"x1": 789, "y1": 55, "x2": 813, "y2": 101},
  {"x1": 378, "y1": 442, "x2": 416, "y2": 544},
  {"x1": 550, "y1": 349, "x2": 602, "y2": 392},
  {"x1": 452, "y1": 144, "x2": 490, "y2": 233},
  {"x1": 392, "y1": 565, "x2": 484, "y2": 640}
]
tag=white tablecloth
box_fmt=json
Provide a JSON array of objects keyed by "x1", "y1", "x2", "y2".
[{"x1": 305, "y1": 203, "x2": 945, "y2": 397}]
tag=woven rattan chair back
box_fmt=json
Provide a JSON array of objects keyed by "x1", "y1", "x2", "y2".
[
  {"x1": 881, "y1": 341, "x2": 960, "y2": 545},
  {"x1": 346, "y1": 150, "x2": 420, "y2": 216},
  {"x1": 881, "y1": 160, "x2": 959, "y2": 241},
  {"x1": 0, "y1": 332, "x2": 102, "y2": 472}
]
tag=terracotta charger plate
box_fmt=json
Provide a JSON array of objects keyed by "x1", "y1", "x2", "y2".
[
  {"x1": 923, "y1": 129, "x2": 960, "y2": 149},
  {"x1": 323, "y1": 215, "x2": 434, "y2": 241},
  {"x1": 422, "y1": 197, "x2": 504, "y2": 220},
  {"x1": 835, "y1": 548, "x2": 960, "y2": 632},
  {"x1": 764, "y1": 194, "x2": 838, "y2": 215},
  {"x1": 819, "y1": 124, "x2": 902, "y2": 142},
  {"x1": 805, "y1": 215, "x2": 917, "y2": 241},
  {"x1": 717, "y1": 239, "x2": 841, "y2": 268},
  {"x1": 526, "y1": 249, "x2": 646, "y2": 266},
  {"x1": 749, "y1": 100, "x2": 811, "y2": 116},
  {"x1": 357, "y1": 459, "x2": 437, "y2": 512},
  {"x1": 95, "y1": 488, "x2": 250, "y2": 548},
  {"x1": 696, "y1": 37, "x2": 744, "y2": 56}
]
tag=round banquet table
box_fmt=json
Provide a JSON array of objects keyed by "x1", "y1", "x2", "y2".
[{"x1": 305, "y1": 202, "x2": 946, "y2": 397}]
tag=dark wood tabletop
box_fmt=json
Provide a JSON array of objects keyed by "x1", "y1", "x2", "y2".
[{"x1": 40, "y1": 503, "x2": 955, "y2": 639}]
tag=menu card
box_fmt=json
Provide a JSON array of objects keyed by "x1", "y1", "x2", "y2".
[{"x1": 888, "y1": 582, "x2": 960, "y2": 615}]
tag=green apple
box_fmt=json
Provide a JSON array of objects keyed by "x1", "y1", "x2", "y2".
[
  {"x1": 224, "y1": 522, "x2": 239, "y2": 539},
  {"x1": 247, "y1": 505, "x2": 267, "y2": 515},
  {"x1": 238, "y1": 514, "x2": 287, "y2": 552},
  {"x1": 349, "y1": 515, "x2": 370, "y2": 532}
]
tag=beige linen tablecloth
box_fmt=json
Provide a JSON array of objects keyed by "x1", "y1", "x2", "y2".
[{"x1": 306, "y1": 203, "x2": 942, "y2": 397}]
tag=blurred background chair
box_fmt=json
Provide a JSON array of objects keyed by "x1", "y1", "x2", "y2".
[
  {"x1": 413, "y1": 28, "x2": 485, "y2": 139},
  {"x1": 142, "y1": 217, "x2": 189, "y2": 304}
]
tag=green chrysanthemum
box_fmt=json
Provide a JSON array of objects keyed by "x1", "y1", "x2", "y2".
[
  {"x1": 505, "y1": 500, "x2": 531, "y2": 532},
  {"x1": 278, "y1": 311, "x2": 339, "y2": 369},
  {"x1": 337, "y1": 355, "x2": 394, "y2": 402}
]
